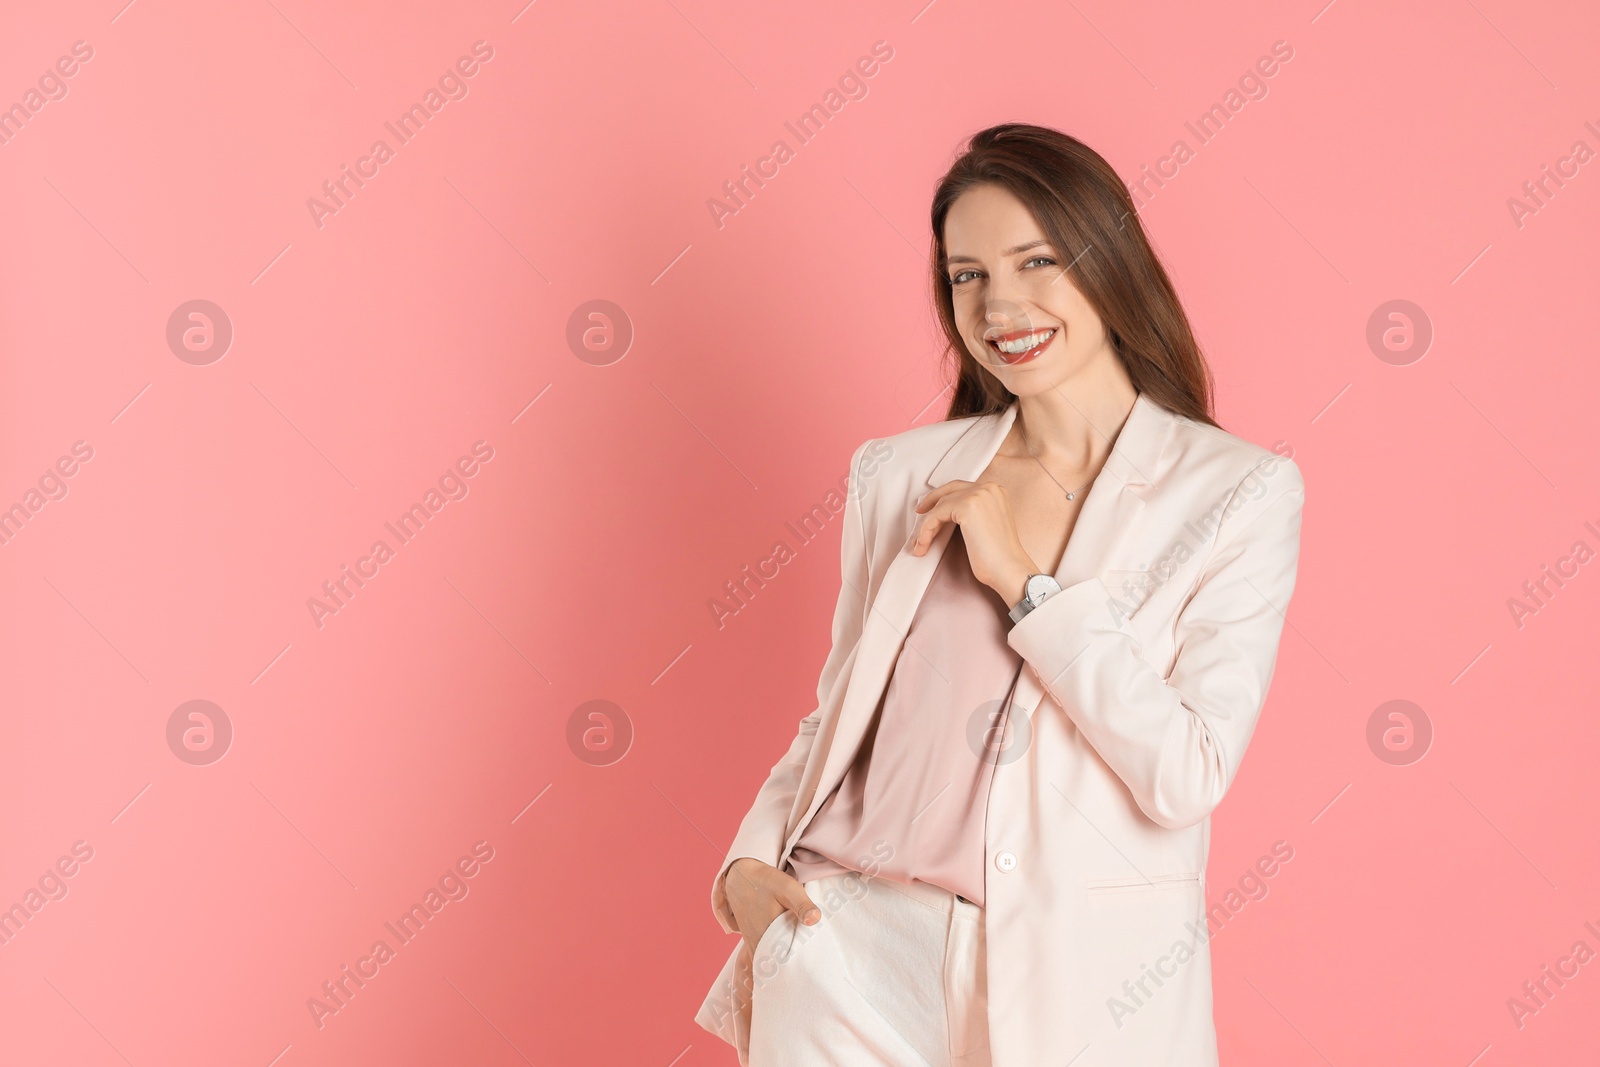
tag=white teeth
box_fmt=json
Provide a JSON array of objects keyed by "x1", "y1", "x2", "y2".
[{"x1": 991, "y1": 328, "x2": 1054, "y2": 354}]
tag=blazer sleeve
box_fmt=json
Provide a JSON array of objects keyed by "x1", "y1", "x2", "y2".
[
  {"x1": 710, "y1": 437, "x2": 877, "y2": 935},
  {"x1": 1005, "y1": 453, "x2": 1305, "y2": 831}
]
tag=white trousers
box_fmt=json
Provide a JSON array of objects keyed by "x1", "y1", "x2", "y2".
[{"x1": 746, "y1": 871, "x2": 991, "y2": 1067}]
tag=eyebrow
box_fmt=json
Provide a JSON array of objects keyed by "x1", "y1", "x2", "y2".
[{"x1": 941, "y1": 239, "x2": 1051, "y2": 267}]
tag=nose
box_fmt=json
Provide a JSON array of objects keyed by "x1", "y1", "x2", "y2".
[{"x1": 979, "y1": 297, "x2": 1040, "y2": 342}]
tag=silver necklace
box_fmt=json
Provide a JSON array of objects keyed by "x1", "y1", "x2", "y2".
[{"x1": 1018, "y1": 422, "x2": 1096, "y2": 501}]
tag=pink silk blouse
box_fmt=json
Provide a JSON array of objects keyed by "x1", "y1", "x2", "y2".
[{"x1": 786, "y1": 526, "x2": 1026, "y2": 908}]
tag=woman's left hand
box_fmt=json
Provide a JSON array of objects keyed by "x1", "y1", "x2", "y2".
[{"x1": 912, "y1": 479, "x2": 1040, "y2": 605}]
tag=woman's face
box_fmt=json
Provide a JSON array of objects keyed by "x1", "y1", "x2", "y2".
[{"x1": 942, "y1": 182, "x2": 1114, "y2": 398}]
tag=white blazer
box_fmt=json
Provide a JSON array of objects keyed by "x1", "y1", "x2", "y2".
[{"x1": 695, "y1": 392, "x2": 1305, "y2": 1065}]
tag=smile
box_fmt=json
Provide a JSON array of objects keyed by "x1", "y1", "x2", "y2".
[{"x1": 985, "y1": 327, "x2": 1057, "y2": 366}]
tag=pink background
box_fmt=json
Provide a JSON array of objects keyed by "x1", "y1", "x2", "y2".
[{"x1": 1, "y1": 0, "x2": 1597, "y2": 1063}]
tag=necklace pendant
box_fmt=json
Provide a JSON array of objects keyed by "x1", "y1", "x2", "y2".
[{"x1": 1065, "y1": 491, "x2": 1075, "y2": 500}]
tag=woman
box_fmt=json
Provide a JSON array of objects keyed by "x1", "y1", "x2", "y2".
[{"x1": 695, "y1": 123, "x2": 1305, "y2": 1067}]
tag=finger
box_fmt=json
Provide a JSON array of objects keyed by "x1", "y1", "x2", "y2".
[
  {"x1": 912, "y1": 490, "x2": 968, "y2": 554},
  {"x1": 909, "y1": 507, "x2": 948, "y2": 556},
  {"x1": 914, "y1": 479, "x2": 969, "y2": 513},
  {"x1": 779, "y1": 882, "x2": 821, "y2": 925}
]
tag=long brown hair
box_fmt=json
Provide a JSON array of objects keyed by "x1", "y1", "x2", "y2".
[{"x1": 930, "y1": 123, "x2": 1219, "y2": 429}]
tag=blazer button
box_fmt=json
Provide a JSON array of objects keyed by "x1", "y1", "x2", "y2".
[{"x1": 995, "y1": 850, "x2": 1017, "y2": 872}]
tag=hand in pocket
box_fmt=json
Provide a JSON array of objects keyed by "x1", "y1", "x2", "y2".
[{"x1": 722, "y1": 858, "x2": 822, "y2": 955}]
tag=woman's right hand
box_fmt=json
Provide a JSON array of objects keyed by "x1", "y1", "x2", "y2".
[{"x1": 723, "y1": 857, "x2": 821, "y2": 954}]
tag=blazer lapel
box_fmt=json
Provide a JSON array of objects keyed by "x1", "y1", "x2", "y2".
[{"x1": 783, "y1": 392, "x2": 1175, "y2": 856}]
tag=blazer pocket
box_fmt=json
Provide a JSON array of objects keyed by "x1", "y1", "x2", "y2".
[
  {"x1": 751, "y1": 908, "x2": 794, "y2": 966},
  {"x1": 1085, "y1": 872, "x2": 1203, "y2": 897}
]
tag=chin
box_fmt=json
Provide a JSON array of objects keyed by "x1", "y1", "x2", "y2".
[{"x1": 993, "y1": 367, "x2": 1071, "y2": 398}]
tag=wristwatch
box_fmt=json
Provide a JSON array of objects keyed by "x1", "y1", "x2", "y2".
[{"x1": 1008, "y1": 573, "x2": 1063, "y2": 624}]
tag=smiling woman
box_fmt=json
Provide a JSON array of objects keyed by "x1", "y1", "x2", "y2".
[
  {"x1": 699, "y1": 123, "x2": 1304, "y2": 1067},
  {"x1": 932, "y1": 130, "x2": 1219, "y2": 434}
]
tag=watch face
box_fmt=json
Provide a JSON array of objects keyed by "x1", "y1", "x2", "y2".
[{"x1": 1027, "y1": 574, "x2": 1056, "y2": 601}]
